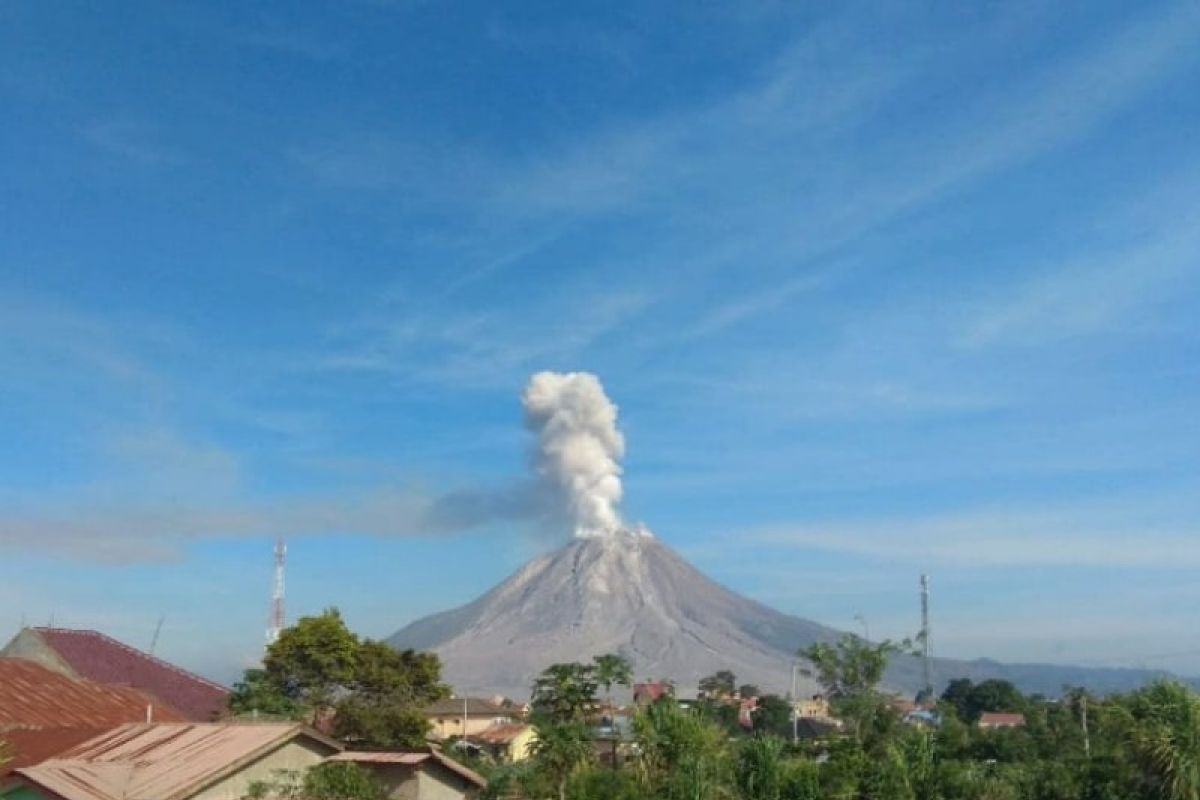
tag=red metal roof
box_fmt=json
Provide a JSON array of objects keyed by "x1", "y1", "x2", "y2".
[
  {"x1": 471, "y1": 723, "x2": 530, "y2": 745},
  {"x1": 0, "y1": 728, "x2": 107, "y2": 775},
  {"x1": 0, "y1": 659, "x2": 187, "y2": 731},
  {"x1": 633, "y1": 683, "x2": 671, "y2": 703},
  {"x1": 978, "y1": 712, "x2": 1026, "y2": 727},
  {"x1": 29, "y1": 628, "x2": 229, "y2": 722}
]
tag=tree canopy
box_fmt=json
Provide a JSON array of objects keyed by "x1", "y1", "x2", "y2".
[{"x1": 229, "y1": 608, "x2": 448, "y2": 749}]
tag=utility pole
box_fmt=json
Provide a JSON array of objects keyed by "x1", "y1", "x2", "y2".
[
  {"x1": 791, "y1": 661, "x2": 799, "y2": 744},
  {"x1": 920, "y1": 574, "x2": 932, "y2": 699},
  {"x1": 1081, "y1": 694, "x2": 1091, "y2": 759}
]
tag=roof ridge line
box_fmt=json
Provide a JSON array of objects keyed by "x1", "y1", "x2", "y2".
[{"x1": 34, "y1": 628, "x2": 229, "y2": 692}]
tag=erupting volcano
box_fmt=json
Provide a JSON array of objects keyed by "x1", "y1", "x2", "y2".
[{"x1": 389, "y1": 372, "x2": 1181, "y2": 699}]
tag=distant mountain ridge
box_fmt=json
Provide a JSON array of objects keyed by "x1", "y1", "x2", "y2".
[{"x1": 388, "y1": 533, "x2": 1184, "y2": 699}]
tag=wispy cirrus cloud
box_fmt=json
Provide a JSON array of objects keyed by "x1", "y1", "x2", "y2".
[
  {"x1": 745, "y1": 492, "x2": 1200, "y2": 569},
  {"x1": 81, "y1": 119, "x2": 187, "y2": 167}
]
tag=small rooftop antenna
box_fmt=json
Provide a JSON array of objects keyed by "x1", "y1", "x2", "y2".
[{"x1": 149, "y1": 615, "x2": 165, "y2": 656}]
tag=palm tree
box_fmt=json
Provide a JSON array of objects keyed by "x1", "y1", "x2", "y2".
[
  {"x1": 1115, "y1": 681, "x2": 1200, "y2": 800},
  {"x1": 593, "y1": 653, "x2": 633, "y2": 716}
]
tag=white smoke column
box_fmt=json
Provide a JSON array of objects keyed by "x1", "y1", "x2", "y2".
[{"x1": 522, "y1": 371, "x2": 645, "y2": 539}]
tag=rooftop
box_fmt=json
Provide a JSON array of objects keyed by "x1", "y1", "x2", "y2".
[
  {"x1": 471, "y1": 723, "x2": 531, "y2": 745},
  {"x1": 0, "y1": 659, "x2": 186, "y2": 731},
  {"x1": 424, "y1": 697, "x2": 508, "y2": 717},
  {"x1": 21, "y1": 628, "x2": 230, "y2": 722},
  {"x1": 12, "y1": 723, "x2": 341, "y2": 800},
  {"x1": 978, "y1": 712, "x2": 1027, "y2": 727}
]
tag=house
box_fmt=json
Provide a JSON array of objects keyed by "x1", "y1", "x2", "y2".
[
  {"x1": 632, "y1": 682, "x2": 672, "y2": 705},
  {"x1": 0, "y1": 659, "x2": 188, "y2": 774},
  {"x1": 1, "y1": 628, "x2": 230, "y2": 721},
  {"x1": 794, "y1": 695, "x2": 831, "y2": 720},
  {"x1": 0, "y1": 723, "x2": 340, "y2": 800},
  {"x1": 423, "y1": 698, "x2": 512, "y2": 740},
  {"x1": 737, "y1": 697, "x2": 758, "y2": 730},
  {"x1": 329, "y1": 750, "x2": 486, "y2": 800},
  {"x1": 978, "y1": 712, "x2": 1026, "y2": 730},
  {"x1": 470, "y1": 723, "x2": 537, "y2": 763}
]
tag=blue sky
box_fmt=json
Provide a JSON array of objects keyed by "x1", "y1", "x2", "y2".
[{"x1": 2, "y1": 0, "x2": 1199, "y2": 684}]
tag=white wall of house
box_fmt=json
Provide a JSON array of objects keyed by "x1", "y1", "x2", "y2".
[{"x1": 192, "y1": 738, "x2": 335, "y2": 800}]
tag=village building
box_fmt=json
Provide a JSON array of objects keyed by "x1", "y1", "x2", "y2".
[
  {"x1": 978, "y1": 712, "x2": 1027, "y2": 730},
  {"x1": 794, "y1": 695, "x2": 832, "y2": 719},
  {"x1": 632, "y1": 682, "x2": 672, "y2": 705},
  {"x1": 329, "y1": 750, "x2": 486, "y2": 800},
  {"x1": 423, "y1": 699, "x2": 512, "y2": 740},
  {"x1": 1, "y1": 628, "x2": 230, "y2": 721},
  {"x1": 468, "y1": 723, "x2": 536, "y2": 763},
  {"x1": 0, "y1": 723, "x2": 341, "y2": 800}
]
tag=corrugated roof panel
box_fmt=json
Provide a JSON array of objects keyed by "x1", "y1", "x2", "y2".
[
  {"x1": 0, "y1": 660, "x2": 187, "y2": 730},
  {"x1": 29, "y1": 629, "x2": 230, "y2": 722},
  {"x1": 17, "y1": 723, "x2": 338, "y2": 800}
]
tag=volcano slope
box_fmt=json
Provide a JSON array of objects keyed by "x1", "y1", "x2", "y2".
[{"x1": 389, "y1": 532, "x2": 1178, "y2": 699}]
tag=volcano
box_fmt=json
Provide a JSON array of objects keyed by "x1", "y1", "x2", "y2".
[{"x1": 389, "y1": 531, "x2": 1184, "y2": 699}]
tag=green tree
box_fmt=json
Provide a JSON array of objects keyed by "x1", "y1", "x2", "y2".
[
  {"x1": 1112, "y1": 681, "x2": 1200, "y2": 800},
  {"x1": 302, "y1": 763, "x2": 387, "y2": 800},
  {"x1": 333, "y1": 697, "x2": 432, "y2": 751},
  {"x1": 233, "y1": 609, "x2": 447, "y2": 749},
  {"x1": 529, "y1": 722, "x2": 595, "y2": 800},
  {"x1": 633, "y1": 698, "x2": 730, "y2": 800},
  {"x1": 229, "y1": 669, "x2": 303, "y2": 718},
  {"x1": 734, "y1": 735, "x2": 787, "y2": 800},
  {"x1": 532, "y1": 663, "x2": 600, "y2": 724},
  {"x1": 263, "y1": 608, "x2": 361, "y2": 717},
  {"x1": 244, "y1": 763, "x2": 385, "y2": 800},
  {"x1": 940, "y1": 678, "x2": 1028, "y2": 724},
  {"x1": 593, "y1": 653, "x2": 633, "y2": 712},
  {"x1": 798, "y1": 634, "x2": 904, "y2": 743},
  {"x1": 738, "y1": 684, "x2": 762, "y2": 700},
  {"x1": 698, "y1": 670, "x2": 737, "y2": 699},
  {"x1": 753, "y1": 695, "x2": 795, "y2": 739}
]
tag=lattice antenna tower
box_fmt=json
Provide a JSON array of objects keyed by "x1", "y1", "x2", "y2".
[
  {"x1": 920, "y1": 573, "x2": 933, "y2": 697},
  {"x1": 266, "y1": 537, "x2": 286, "y2": 646}
]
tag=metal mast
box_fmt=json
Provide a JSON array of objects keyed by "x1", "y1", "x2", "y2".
[
  {"x1": 920, "y1": 573, "x2": 932, "y2": 697},
  {"x1": 266, "y1": 537, "x2": 286, "y2": 645}
]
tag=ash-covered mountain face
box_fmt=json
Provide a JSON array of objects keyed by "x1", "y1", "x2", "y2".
[
  {"x1": 388, "y1": 532, "x2": 1183, "y2": 700},
  {"x1": 390, "y1": 532, "x2": 839, "y2": 699}
]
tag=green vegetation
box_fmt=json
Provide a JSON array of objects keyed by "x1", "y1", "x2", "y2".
[
  {"x1": 245, "y1": 763, "x2": 385, "y2": 800},
  {"x1": 229, "y1": 608, "x2": 448, "y2": 749},
  {"x1": 475, "y1": 642, "x2": 1200, "y2": 800}
]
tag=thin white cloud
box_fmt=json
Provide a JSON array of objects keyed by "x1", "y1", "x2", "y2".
[
  {"x1": 81, "y1": 119, "x2": 187, "y2": 167},
  {"x1": 747, "y1": 497, "x2": 1200, "y2": 569}
]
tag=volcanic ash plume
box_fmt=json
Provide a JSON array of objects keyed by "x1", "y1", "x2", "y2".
[{"x1": 522, "y1": 371, "x2": 646, "y2": 539}]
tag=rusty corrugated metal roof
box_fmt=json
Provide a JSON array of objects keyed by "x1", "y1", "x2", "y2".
[
  {"x1": 0, "y1": 659, "x2": 187, "y2": 731},
  {"x1": 471, "y1": 723, "x2": 530, "y2": 745},
  {"x1": 14, "y1": 723, "x2": 341, "y2": 800},
  {"x1": 0, "y1": 729, "x2": 108, "y2": 776}
]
